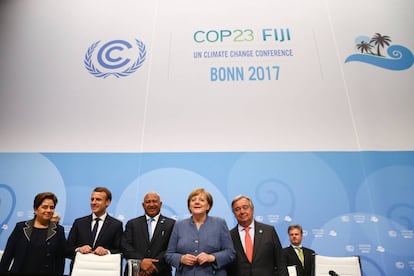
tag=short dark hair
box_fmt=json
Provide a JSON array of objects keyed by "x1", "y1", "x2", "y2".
[
  {"x1": 34, "y1": 192, "x2": 58, "y2": 209},
  {"x1": 288, "y1": 224, "x2": 303, "y2": 234},
  {"x1": 93, "y1": 187, "x2": 112, "y2": 201},
  {"x1": 187, "y1": 188, "x2": 213, "y2": 214}
]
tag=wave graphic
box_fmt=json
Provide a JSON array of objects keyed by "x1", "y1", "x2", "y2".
[
  {"x1": 345, "y1": 45, "x2": 413, "y2": 70},
  {"x1": 0, "y1": 184, "x2": 16, "y2": 234}
]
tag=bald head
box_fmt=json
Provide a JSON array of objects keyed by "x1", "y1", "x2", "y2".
[{"x1": 142, "y1": 192, "x2": 162, "y2": 217}]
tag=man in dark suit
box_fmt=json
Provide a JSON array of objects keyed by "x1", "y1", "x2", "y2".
[
  {"x1": 67, "y1": 187, "x2": 123, "y2": 267},
  {"x1": 122, "y1": 192, "x2": 175, "y2": 276},
  {"x1": 227, "y1": 195, "x2": 288, "y2": 276},
  {"x1": 282, "y1": 224, "x2": 315, "y2": 276}
]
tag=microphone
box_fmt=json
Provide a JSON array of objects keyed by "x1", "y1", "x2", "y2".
[{"x1": 329, "y1": 270, "x2": 339, "y2": 276}]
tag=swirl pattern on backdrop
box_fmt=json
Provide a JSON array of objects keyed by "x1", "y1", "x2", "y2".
[
  {"x1": 115, "y1": 168, "x2": 234, "y2": 225},
  {"x1": 0, "y1": 153, "x2": 66, "y2": 246},
  {"x1": 226, "y1": 152, "x2": 350, "y2": 239},
  {"x1": 0, "y1": 184, "x2": 16, "y2": 234},
  {"x1": 355, "y1": 165, "x2": 414, "y2": 233}
]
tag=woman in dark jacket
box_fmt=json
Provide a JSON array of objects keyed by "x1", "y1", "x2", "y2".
[{"x1": 0, "y1": 192, "x2": 66, "y2": 275}]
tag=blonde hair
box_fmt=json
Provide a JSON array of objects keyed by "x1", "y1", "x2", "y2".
[{"x1": 187, "y1": 188, "x2": 213, "y2": 214}]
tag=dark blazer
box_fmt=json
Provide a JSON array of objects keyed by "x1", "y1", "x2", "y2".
[
  {"x1": 67, "y1": 214, "x2": 123, "y2": 260},
  {"x1": 0, "y1": 219, "x2": 66, "y2": 275},
  {"x1": 227, "y1": 221, "x2": 288, "y2": 276},
  {"x1": 282, "y1": 245, "x2": 315, "y2": 276},
  {"x1": 121, "y1": 214, "x2": 175, "y2": 276}
]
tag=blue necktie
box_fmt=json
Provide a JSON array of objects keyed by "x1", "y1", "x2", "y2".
[{"x1": 148, "y1": 217, "x2": 154, "y2": 240}]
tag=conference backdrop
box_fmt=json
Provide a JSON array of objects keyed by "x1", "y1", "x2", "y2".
[{"x1": 0, "y1": 0, "x2": 413, "y2": 275}]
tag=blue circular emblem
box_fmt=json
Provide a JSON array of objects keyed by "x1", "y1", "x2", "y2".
[{"x1": 84, "y1": 39, "x2": 146, "y2": 78}]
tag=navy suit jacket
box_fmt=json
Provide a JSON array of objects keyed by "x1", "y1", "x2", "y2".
[
  {"x1": 121, "y1": 214, "x2": 175, "y2": 276},
  {"x1": 282, "y1": 245, "x2": 315, "y2": 276},
  {"x1": 227, "y1": 221, "x2": 288, "y2": 276},
  {"x1": 67, "y1": 214, "x2": 123, "y2": 260},
  {"x1": 0, "y1": 219, "x2": 66, "y2": 274}
]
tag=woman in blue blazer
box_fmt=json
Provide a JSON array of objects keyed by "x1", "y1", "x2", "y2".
[
  {"x1": 0, "y1": 192, "x2": 66, "y2": 275},
  {"x1": 165, "y1": 188, "x2": 235, "y2": 276}
]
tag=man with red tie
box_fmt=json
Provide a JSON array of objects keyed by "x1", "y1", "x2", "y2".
[{"x1": 227, "y1": 195, "x2": 288, "y2": 276}]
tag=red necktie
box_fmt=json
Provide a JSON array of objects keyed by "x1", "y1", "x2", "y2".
[{"x1": 244, "y1": 226, "x2": 253, "y2": 263}]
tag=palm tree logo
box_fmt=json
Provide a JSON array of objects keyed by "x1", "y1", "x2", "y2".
[
  {"x1": 356, "y1": 41, "x2": 374, "y2": 55},
  {"x1": 346, "y1": 33, "x2": 413, "y2": 70},
  {"x1": 369, "y1": 33, "x2": 392, "y2": 56},
  {"x1": 355, "y1": 33, "x2": 391, "y2": 56}
]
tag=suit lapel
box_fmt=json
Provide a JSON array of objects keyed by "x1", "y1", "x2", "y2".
[
  {"x1": 87, "y1": 215, "x2": 94, "y2": 243},
  {"x1": 22, "y1": 219, "x2": 56, "y2": 242},
  {"x1": 46, "y1": 222, "x2": 57, "y2": 241},
  {"x1": 290, "y1": 245, "x2": 303, "y2": 268},
  {"x1": 151, "y1": 215, "x2": 163, "y2": 242},
  {"x1": 231, "y1": 227, "x2": 245, "y2": 260},
  {"x1": 135, "y1": 216, "x2": 151, "y2": 245},
  {"x1": 23, "y1": 220, "x2": 34, "y2": 241},
  {"x1": 94, "y1": 215, "x2": 111, "y2": 244},
  {"x1": 252, "y1": 222, "x2": 264, "y2": 262}
]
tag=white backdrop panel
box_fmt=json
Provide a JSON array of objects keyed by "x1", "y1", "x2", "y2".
[{"x1": 1, "y1": 0, "x2": 412, "y2": 152}]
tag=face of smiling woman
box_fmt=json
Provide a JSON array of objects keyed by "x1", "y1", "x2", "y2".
[
  {"x1": 34, "y1": 198, "x2": 55, "y2": 225},
  {"x1": 189, "y1": 193, "x2": 210, "y2": 216}
]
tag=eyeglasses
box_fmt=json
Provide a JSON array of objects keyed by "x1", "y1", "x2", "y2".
[{"x1": 233, "y1": 205, "x2": 251, "y2": 213}]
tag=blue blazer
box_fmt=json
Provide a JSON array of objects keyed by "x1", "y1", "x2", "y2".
[
  {"x1": 0, "y1": 219, "x2": 66, "y2": 274},
  {"x1": 165, "y1": 216, "x2": 235, "y2": 276},
  {"x1": 67, "y1": 214, "x2": 123, "y2": 259},
  {"x1": 121, "y1": 214, "x2": 176, "y2": 276}
]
